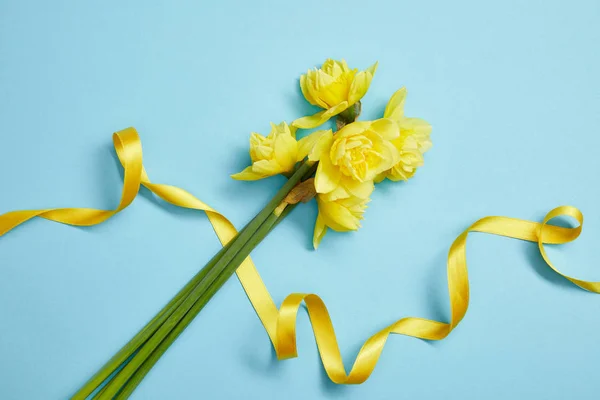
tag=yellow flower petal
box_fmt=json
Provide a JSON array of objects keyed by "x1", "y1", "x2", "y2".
[
  {"x1": 231, "y1": 166, "x2": 266, "y2": 181},
  {"x1": 297, "y1": 129, "x2": 330, "y2": 162},
  {"x1": 249, "y1": 132, "x2": 268, "y2": 162},
  {"x1": 314, "y1": 155, "x2": 341, "y2": 194},
  {"x1": 347, "y1": 61, "x2": 378, "y2": 105},
  {"x1": 334, "y1": 120, "x2": 370, "y2": 139},
  {"x1": 374, "y1": 172, "x2": 387, "y2": 183},
  {"x1": 306, "y1": 73, "x2": 330, "y2": 109},
  {"x1": 251, "y1": 159, "x2": 282, "y2": 176},
  {"x1": 340, "y1": 59, "x2": 351, "y2": 73},
  {"x1": 292, "y1": 102, "x2": 348, "y2": 130},
  {"x1": 341, "y1": 176, "x2": 374, "y2": 199},
  {"x1": 373, "y1": 137, "x2": 401, "y2": 172},
  {"x1": 292, "y1": 111, "x2": 327, "y2": 130},
  {"x1": 273, "y1": 131, "x2": 298, "y2": 172},
  {"x1": 308, "y1": 130, "x2": 333, "y2": 161},
  {"x1": 384, "y1": 87, "x2": 407, "y2": 120},
  {"x1": 399, "y1": 117, "x2": 433, "y2": 150},
  {"x1": 321, "y1": 185, "x2": 351, "y2": 201},
  {"x1": 369, "y1": 118, "x2": 400, "y2": 140},
  {"x1": 318, "y1": 197, "x2": 361, "y2": 231},
  {"x1": 313, "y1": 191, "x2": 370, "y2": 247},
  {"x1": 300, "y1": 74, "x2": 318, "y2": 107},
  {"x1": 313, "y1": 214, "x2": 327, "y2": 249}
]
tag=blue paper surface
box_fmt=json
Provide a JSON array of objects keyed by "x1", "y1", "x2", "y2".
[{"x1": 1, "y1": 0, "x2": 599, "y2": 399}]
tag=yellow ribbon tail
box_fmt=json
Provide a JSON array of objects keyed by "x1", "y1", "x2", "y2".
[{"x1": 0, "y1": 127, "x2": 597, "y2": 385}]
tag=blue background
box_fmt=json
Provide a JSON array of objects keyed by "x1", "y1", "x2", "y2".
[{"x1": 1, "y1": 0, "x2": 599, "y2": 399}]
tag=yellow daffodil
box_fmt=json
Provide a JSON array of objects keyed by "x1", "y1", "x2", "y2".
[
  {"x1": 376, "y1": 88, "x2": 432, "y2": 182},
  {"x1": 293, "y1": 59, "x2": 378, "y2": 130},
  {"x1": 313, "y1": 191, "x2": 370, "y2": 248},
  {"x1": 307, "y1": 119, "x2": 400, "y2": 199},
  {"x1": 232, "y1": 122, "x2": 298, "y2": 181}
]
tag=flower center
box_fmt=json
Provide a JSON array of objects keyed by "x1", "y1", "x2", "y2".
[{"x1": 331, "y1": 134, "x2": 381, "y2": 181}]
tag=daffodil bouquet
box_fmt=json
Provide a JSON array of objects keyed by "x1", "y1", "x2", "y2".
[{"x1": 73, "y1": 59, "x2": 431, "y2": 399}]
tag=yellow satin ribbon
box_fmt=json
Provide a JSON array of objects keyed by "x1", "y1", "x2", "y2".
[{"x1": 1, "y1": 127, "x2": 598, "y2": 384}]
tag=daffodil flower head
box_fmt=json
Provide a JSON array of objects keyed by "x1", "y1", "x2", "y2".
[
  {"x1": 293, "y1": 59, "x2": 378, "y2": 130},
  {"x1": 313, "y1": 191, "x2": 370, "y2": 249},
  {"x1": 376, "y1": 88, "x2": 432, "y2": 182},
  {"x1": 308, "y1": 119, "x2": 400, "y2": 199},
  {"x1": 231, "y1": 122, "x2": 298, "y2": 181}
]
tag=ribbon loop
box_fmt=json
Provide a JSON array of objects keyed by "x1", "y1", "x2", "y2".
[{"x1": 1, "y1": 127, "x2": 597, "y2": 385}]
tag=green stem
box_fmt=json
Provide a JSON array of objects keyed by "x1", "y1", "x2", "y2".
[
  {"x1": 75, "y1": 162, "x2": 312, "y2": 399},
  {"x1": 114, "y1": 207, "x2": 295, "y2": 399},
  {"x1": 113, "y1": 172, "x2": 308, "y2": 398},
  {"x1": 71, "y1": 240, "x2": 234, "y2": 400},
  {"x1": 96, "y1": 163, "x2": 312, "y2": 399},
  {"x1": 113, "y1": 170, "x2": 314, "y2": 399}
]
